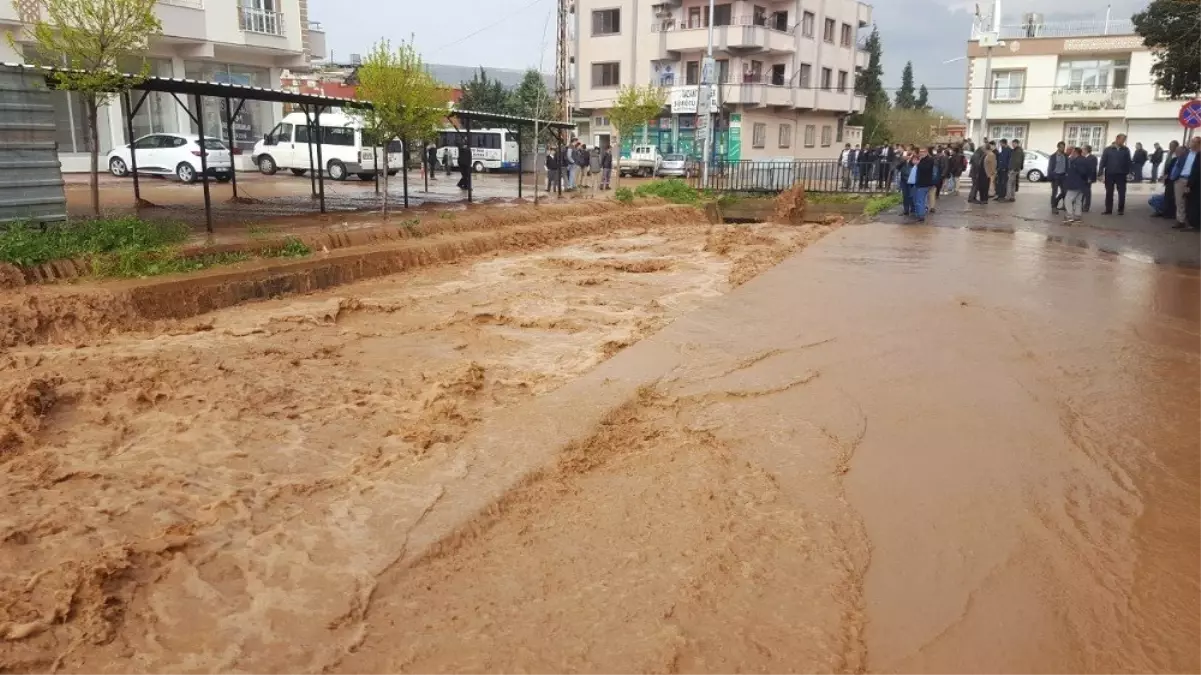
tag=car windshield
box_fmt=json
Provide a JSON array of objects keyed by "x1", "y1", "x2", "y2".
[
  {"x1": 664, "y1": 154, "x2": 685, "y2": 161},
  {"x1": 198, "y1": 139, "x2": 228, "y2": 150}
]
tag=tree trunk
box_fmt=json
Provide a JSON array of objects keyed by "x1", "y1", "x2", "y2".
[
  {"x1": 87, "y1": 99, "x2": 100, "y2": 216},
  {"x1": 382, "y1": 153, "x2": 390, "y2": 220},
  {"x1": 611, "y1": 131, "x2": 622, "y2": 193}
]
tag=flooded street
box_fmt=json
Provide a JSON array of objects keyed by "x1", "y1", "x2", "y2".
[{"x1": 2, "y1": 211, "x2": 1197, "y2": 672}]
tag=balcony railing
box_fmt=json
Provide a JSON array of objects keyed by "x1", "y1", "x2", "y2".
[
  {"x1": 239, "y1": 7, "x2": 285, "y2": 36},
  {"x1": 652, "y1": 14, "x2": 794, "y2": 34},
  {"x1": 1051, "y1": 86, "x2": 1127, "y2": 111},
  {"x1": 996, "y1": 19, "x2": 1135, "y2": 39}
]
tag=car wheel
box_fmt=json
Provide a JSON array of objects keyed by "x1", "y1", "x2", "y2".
[
  {"x1": 109, "y1": 157, "x2": 128, "y2": 177},
  {"x1": 258, "y1": 155, "x2": 278, "y2": 175},
  {"x1": 176, "y1": 162, "x2": 197, "y2": 184},
  {"x1": 1026, "y1": 169, "x2": 1044, "y2": 182},
  {"x1": 290, "y1": 168, "x2": 308, "y2": 176},
  {"x1": 472, "y1": 161, "x2": 485, "y2": 173},
  {"x1": 327, "y1": 159, "x2": 348, "y2": 181}
]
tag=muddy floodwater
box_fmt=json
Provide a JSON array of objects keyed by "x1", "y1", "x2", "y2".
[{"x1": 1, "y1": 217, "x2": 1197, "y2": 673}]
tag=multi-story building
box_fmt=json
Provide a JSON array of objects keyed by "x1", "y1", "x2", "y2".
[
  {"x1": 964, "y1": 15, "x2": 1196, "y2": 154},
  {"x1": 569, "y1": 0, "x2": 870, "y2": 161},
  {"x1": 0, "y1": 0, "x2": 326, "y2": 171}
]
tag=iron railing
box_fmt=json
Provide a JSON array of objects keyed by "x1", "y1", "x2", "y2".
[
  {"x1": 693, "y1": 159, "x2": 897, "y2": 194},
  {"x1": 239, "y1": 7, "x2": 285, "y2": 36}
]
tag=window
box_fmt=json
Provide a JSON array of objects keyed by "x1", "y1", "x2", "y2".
[
  {"x1": 821, "y1": 67, "x2": 832, "y2": 90},
  {"x1": 686, "y1": 60, "x2": 700, "y2": 85},
  {"x1": 752, "y1": 122, "x2": 767, "y2": 148},
  {"x1": 821, "y1": 125, "x2": 833, "y2": 147},
  {"x1": 716, "y1": 58, "x2": 730, "y2": 83},
  {"x1": 752, "y1": 5, "x2": 767, "y2": 26},
  {"x1": 770, "y1": 64, "x2": 786, "y2": 86},
  {"x1": 593, "y1": 116, "x2": 610, "y2": 128},
  {"x1": 778, "y1": 123, "x2": 792, "y2": 148},
  {"x1": 592, "y1": 9, "x2": 620, "y2": 36},
  {"x1": 272, "y1": 123, "x2": 293, "y2": 143},
  {"x1": 798, "y1": 63, "x2": 812, "y2": 89},
  {"x1": 294, "y1": 123, "x2": 310, "y2": 143},
  {"x1": 988, "y1": 124, "x2": 1027, "y2": 142},
  {"x1": 744, "y1": 59, "x2": 763, "y2": 83},
  {"x1": 687, "y1": 5, "x2": 709, "y2": 28},
  {"x1": 836, "y1": 117, "x2": 845, "y2": 142},
  {"x1": 713, "y1": 3, "x2": 732, "y2": 26},
  {"x1": 841, "y1": 23, "x2": 853, "y2": 47},
  {"x1": 1065, "y1": 123, "x2": 1106, "y2": 150},
  {"x1": 804, "y1": 124, "x2": 816, "y2": 147},
  {"x1": 823, "y1": 18, "x2": 836, "y2": 43},
  {"x1": 837, "y1": 70, "x2": 848, "y2": 93},
  {"x1": 990, "y1": 70, "x2": 1025, "y2": 101},
  {"x1": 801, "y1": 11, "x2": 815, "y2": 37},
  {"x1": 133, "y1": 135, "x2": 166, "y2": 149},
  {"x1": 592, "y1": 62, "x2": 620, "y2": 87},
  {"x1": 1055, "y1": 58, "x2": 1126, "y2": 90},
  {"x1": 322, "y1": 127, "x2": 356, "y2": 146}
]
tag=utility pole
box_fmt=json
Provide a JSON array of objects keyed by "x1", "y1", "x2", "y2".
[
  {"x1": 976, "y1": 0, "x2": 1002, "y2": 146},
  {"x1": 698, "y1": 0, "x2": 716, "y2": 188},
  {"x1": 555, "y1": 0, "x2": 570, "y2": 125}
]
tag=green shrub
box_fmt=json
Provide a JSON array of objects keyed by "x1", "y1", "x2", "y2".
[
  {"x1": 613, "y1": 187, "x2": 635, "y2": 204},
  {"x1": 864, "y1": 193, "x2": 903, "y2": 217},
  {"x1": 90, "y1": 248, "x2": 250, "y2": 279},
  {"x1": 263, "y1": 237, "x2": 312, "y2": 258},
  {"x1": 0, "y1": 216, "x2": 189, "y2": 267},
  {"x1": 632, "y1": 178, "x2": 700, "y2": 204}
]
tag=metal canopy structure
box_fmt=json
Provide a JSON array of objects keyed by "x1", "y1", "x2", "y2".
[{"x1": 3, "y1": 63, "x2": 574, "y2": 231}]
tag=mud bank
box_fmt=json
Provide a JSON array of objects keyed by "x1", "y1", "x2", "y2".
[
  {"x1": 0, "y1": 217, "x2": 837, "y2": 672},
  {"x1": 0, "y1": 204, "x2": 695, "y2": 349}
]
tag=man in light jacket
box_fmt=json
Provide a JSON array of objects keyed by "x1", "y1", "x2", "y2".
[{"x1": 1099, "y1": 133, "x2": 1133, "y2": 215}]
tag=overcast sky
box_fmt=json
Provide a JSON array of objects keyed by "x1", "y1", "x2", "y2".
[{"x1": 309, "y1": 0, "x2": 1149, "y2": 116}]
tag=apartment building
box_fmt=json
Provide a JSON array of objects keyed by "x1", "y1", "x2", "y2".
[
  {"x1": 570, "y1": 0, "x2": 870, "y2": 161},
  {"x1": 0, "y1": 0, "x2": 327, "y2": 171},
  {"x1": 964, "y1": 16, "x2": 1195, "y2": 155}
]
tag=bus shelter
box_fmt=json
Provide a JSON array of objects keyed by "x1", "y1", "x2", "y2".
[{"x1": 11, "y1": 63, "x2": 574, "y2": 232}]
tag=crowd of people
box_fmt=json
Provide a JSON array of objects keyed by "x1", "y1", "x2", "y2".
[
  {"x1": 544, "y1": 138, "x2": 614, "y2": 193},
  {"x1": 838, "y1": 133, "x2": 1201, "y2": 230}
]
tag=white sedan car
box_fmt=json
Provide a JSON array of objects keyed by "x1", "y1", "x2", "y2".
[
  {"x1": 108, "y1": 133, "x2": 234, "y2": 184},
  {"x1": 1021, "y1": 148, "x2": 1154, "y2": 182}
]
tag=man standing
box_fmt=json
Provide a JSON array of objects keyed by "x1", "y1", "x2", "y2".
[
  {"x1": 1049, "y1": 141, "x2": 1069, "y2": 214},
  {"x1": 970, "y1": 142, "x2": 995, "y2": 204},
  {"x1": 424, "y1": 143, "x2": 439, "y2": 182},
  {"x1": 456, "y1": 137, "x2": 472, "y2": 191},
  {"x1": 576, "y1": 143, "x2": 591, "y2": 190},
  {"x1": 1004, "y1": 140, "x2": 1024, "y2": 202},
  {"x1": 1171, "y1": 137, "x2": 1200, "y2": 231},
  {"x1": 994, "y1": 139, "x2": 1012, "y2": 200},
  {"x1": 1062, "y1": 146, "x2": 1096, "y2": 224},
  {"x1": 908, "y1": 148, "x2": 935, "y2": 222},
  {"x1": 545, "y1": 144, "x2": 560, "y2": 193},
  {"x1": 1099, "y1": 133, "x2": 1132, "y2": 215},
  {"x1": 1131, "y1": 142, "x2": 1148, "y2": 183},
  {"x1": 1162, "y1": 140, "x2": 1181, "y2": 220},
  {"x1": 1150, "y1": 142, "x2": 1165, "y2": 183},
  {"x1": 840, "y1": 143, "x2": 854, "y2": 189},
  {"x1": 599, "y1": 145, "x2": 613, "y2": 190},
  {"x1": 1081, "y1": 145, "x2": 1099, "y2": 212}
]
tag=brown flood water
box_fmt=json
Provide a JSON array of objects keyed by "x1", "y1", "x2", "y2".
[{"x1": 1, "y1": 221, "x2": 1197, "y2": 673}]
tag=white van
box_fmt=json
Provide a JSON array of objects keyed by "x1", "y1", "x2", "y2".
[{"x1": 251, "y1": 111, "x2": 404, "y2": 181}]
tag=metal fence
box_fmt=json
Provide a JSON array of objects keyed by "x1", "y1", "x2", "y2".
[{"x1": 691, "y1": 160, "x2": 897, "y2": 194}]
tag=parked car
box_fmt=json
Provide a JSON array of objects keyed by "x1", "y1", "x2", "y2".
[
  {"x1": 252, "y1": 111, "x2": 402, "y2": 181},
  {"x1": 658, "y1": 153, "x2": 697, "y2": 178},
  {"x1": 619, "y1": 145, "x2": 663, "y2": 178},
  {"x1": 1021, "y1": 148, "x2": 1154, "y2": 182},
  {"x1": 108, "y1": 133, "x2": 234, "y2": 183}
]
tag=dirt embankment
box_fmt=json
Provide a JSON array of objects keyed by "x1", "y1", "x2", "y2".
[{"x1": 0, "y1": 214, "x2": 839, "y2": 673}]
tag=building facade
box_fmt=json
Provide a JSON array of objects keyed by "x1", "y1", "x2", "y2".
[
  {"x1": 964, "y1": 18, "x2": 1196, "y2": 154},
  {"x1": 570, "y1": 0, "x2": 870, "y2": 161},
  {"x1": 0, "y1": 0, "x2": 326, "y2": 171}
]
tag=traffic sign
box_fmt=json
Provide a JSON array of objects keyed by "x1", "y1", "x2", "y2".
[{"x1": 1179, "y1": 99, "x2": 1201, "y2": 129}]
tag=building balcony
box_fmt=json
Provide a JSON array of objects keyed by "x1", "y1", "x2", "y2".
[
  {"x1": 715, "y1": 83, "x2": 863, "y2": 113},
  {"x1": 655, "y1": 17, "x2": 795, "y2": 55},
  {"x1": 1051, "y1": 86, "x2": 1127, "y2": 114},
  {"x1": 239, "y1": 7, "x2": 285, "y2": 37},
  {"x1": 156, "y1": 0, "x2": 206, "y2": 42}
]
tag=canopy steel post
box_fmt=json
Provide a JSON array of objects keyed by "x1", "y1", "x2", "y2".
[
  {"x1": 401, "y1": 137, "x2": 410, "y2": 208},
  {"x1": 122, "y1": 91, "x2": 143, "y2": 208},
  {"x1": 465, "y1": 115, "x2": 473, "y2": 204},
  {"x1": 314, "y1": 105, "x2": 326, "y2": 214},
  {"x1": 223, "y1": 97, "x2": 244, "y2": 200},
  {"x1": 193, "y1": 93, "x2": 213, "y2": 234},
  {"x1": 374, "y1": 148, "x2": 380, "y2": 194},
  {"x1": 516, "y1": 126, "x2": 523, "y2": 200},
  {"x1": 556, "y1": 132, "x2": 563, "y2": 196},
  {"x1": 423, "y1": 140, "x2": 429, "y2": 193},
  {"x1": 301, "y1": 105, "x2": 316, "y2": 197}
]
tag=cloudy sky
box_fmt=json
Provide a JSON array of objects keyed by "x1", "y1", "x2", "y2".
[{"x1": 309, "y1": 0, "x2": 1149, "y2": 116}]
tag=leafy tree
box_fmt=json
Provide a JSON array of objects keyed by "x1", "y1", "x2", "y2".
[
  {"x1": 885, "y1": 107, "x2": 961, "y2": 146},
  {"x1": 607, "y1": 84, "x2": 666, "y2": 191},
  {"x1": 511, "y1": 69, "x2": 551, "y2": 152},
  {"x1": 356, "y1": 38, "x2": 447, "y2": 218},
  {"x1": 458, "y1": 68, "x2": 512, "y2": 115},
  {"x1": 1133, "y1": 0, "x2": 1201, "y2": 99},
  {"x1": 895, "y1": 61, "x2": 917, "y2": 109},
  {"x1": 849, "y1": 25, "x2": 891, "y2": 145},
  {"x1": 916, "y1": 84, "x2": 930, "y2": 109},
  {"x1": 11, "y1": 0, "x2": 162, "y2": 216}
]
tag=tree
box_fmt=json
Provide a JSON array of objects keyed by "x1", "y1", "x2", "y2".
[
  {"x1": 1133, "y1": 0, "x2": 1201, "y2": 99},
  {"x1": 848, "y1": 25, "x2": 891, "y2": 145},
  {"x1": 895, "y1": 61, "x2": 917, "y2": 109},
  {"x1": 885, "y1": 107, "x2": 961, "y2": 146},
  {"x1": 458, "y1": 68, "x2": 512, "y2": 115},
  {"x1": 11, "y1": 0, "x2": 162, "y2": 216},
  {"x1": 356, "y1": 38, "x2": 447, "y2": 218},
  {"x1": 606, "y1": 84, "x2": 666, "y2": 191},
  {"x1": 511, "y1": 69, "x2": 551, "y2": 152},
  {"x1": 916, "y1": 84, "x2": 930, "y2": 110}
]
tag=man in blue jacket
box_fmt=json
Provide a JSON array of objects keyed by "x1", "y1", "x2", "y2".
[
  {"x1": 994, "y1": 138, "x2": 1012, "y2": 200},
  {"x1": 1098, "y1": 133, "x2": 1133, "y2": 215}
]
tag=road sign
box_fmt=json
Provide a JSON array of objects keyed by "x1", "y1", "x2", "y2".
[{"x1": 1179, "y1": 100, "x2": 1201, "y2": 129}]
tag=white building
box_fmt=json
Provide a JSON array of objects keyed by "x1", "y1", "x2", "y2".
[
  {"x1": 0, "y1": 0, "x2": 326, "y2": 171},
  {"x1": 569, "y1": 0, "x2": 870, "y2": 161},
  {"x1": 964, "y1": 16, "x2": 1196, "y2": 154}
]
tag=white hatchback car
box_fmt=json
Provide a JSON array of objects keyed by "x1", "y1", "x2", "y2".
[
  {"x1": 108, "y1": 133, "x2": 234, "y2": 184},
  {"x1": 1021, "y1": 148, "x2": 1154, "y2": 182}
]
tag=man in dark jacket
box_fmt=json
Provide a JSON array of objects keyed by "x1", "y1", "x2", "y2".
[
  {"x1": 909, "y1": 148, "x2": 936, "y2": 221},
  {"x1": 1049, "y1": 142, "x2": 1069, "y2": 213},
  {"x1": 1181, "y1": 136, "x2": 1201, "y2": 231},
  {"x1": 456, "y1": 138, "x2": 471, "y2": 190},
  {"x1": 1081, "y1": 145, "x2": 1099, "y2": 212},
  {"x1": 1004, "y1": 140, "x2": 1025, "y2": 200},
  {"x1": 1131, "y1": 142, "x2": 1148, "y2": 182},
  {"x1": 1161, "y1": 140, "x2": 1180, "y2": 220},
  {"x1": 1150, "y1": 142, "x2": 1165, "y2": 182},
  {"x1": 1099, "y1": 133, "x2": 1132, "y2": 214},
  {"x1": 994, "y1": 139, "x2": 1012, "y2": 200},
  {"x1": 599, "y1": 145, "x2": 613, "y2": 190},
  {"x1": 425, "y1": 143, "x2": 439, "y2": 181},
  {"x1": 1061, "y1": 146, "x2": 1096, "y2": 223}
]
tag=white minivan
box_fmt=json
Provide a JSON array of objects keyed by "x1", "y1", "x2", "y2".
[{"x1": 251, "y1": 111, "x2": 403, "y2": 181}]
